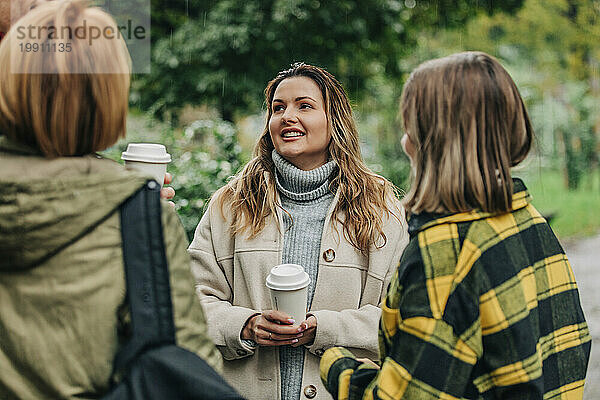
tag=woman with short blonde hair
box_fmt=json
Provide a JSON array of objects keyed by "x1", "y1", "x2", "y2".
[
  {"x1": 0, "y1": 2, "x2": 220, "y2": 398},
  {"x1": 0, "y1": 0, "x2": 130, "y2": 156}
]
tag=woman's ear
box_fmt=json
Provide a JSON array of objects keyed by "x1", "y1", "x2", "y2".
[{"x1": 401, "y1": 133, "x2": 416, "y2": 163}]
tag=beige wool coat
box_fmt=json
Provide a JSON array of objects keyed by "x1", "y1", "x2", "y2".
[{"x1": 189, "y1": 190, "x2": 408, "y2": 400}]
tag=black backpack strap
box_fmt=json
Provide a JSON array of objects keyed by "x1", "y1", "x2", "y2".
[{"x1": 113, "y1": 180, "x2": 176, "y2": 374}]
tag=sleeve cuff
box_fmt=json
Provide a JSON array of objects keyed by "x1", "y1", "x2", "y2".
[
  {"x1": 320, "y1": 347, "x2": 361, "y2": 396},
  {"x1": 218, "y1": 309, "x2": 260, "y2": 360},
  {"x1": 306, "y1": 310, "x2": 339, "y2": 357}
]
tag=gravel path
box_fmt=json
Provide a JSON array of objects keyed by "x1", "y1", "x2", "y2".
[{"x1": 563, "y1": 234, "x2": 600, "y2": 398}]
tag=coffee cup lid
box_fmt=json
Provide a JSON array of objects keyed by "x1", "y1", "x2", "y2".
[
  {"x1": 266, "y1": 264, "x2": 310, "y2": 291},
  {"x1": 121, "y1": 143, "x2": 171, "y2": 163}
]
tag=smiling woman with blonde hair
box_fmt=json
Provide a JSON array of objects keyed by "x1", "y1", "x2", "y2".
[{"x1": 189, "y1": 62, "x2": 408, "y2": 400}]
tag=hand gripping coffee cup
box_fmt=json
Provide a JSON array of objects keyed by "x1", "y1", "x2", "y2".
[
  {"x1": 266, "y1": 264, "x2": 310, "y2": 326},
  {"x1": 121, "y1": 143, "x2": 171, "y2": 187}
]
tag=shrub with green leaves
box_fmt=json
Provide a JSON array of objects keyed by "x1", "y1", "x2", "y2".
[
  {"x1": 167, "y1": 119, "x2": 245, "y2": 240},
  {"x1": 102, "y1": 116, "x2": 245, "y2": 241}
]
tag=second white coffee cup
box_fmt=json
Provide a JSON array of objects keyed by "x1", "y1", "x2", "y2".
[
  {"x1": 266, "y1": 264, "x2": 310, "y2": 325},
  {"x1": 121, "y1": 143, "x2": 171, "y2": 187}
]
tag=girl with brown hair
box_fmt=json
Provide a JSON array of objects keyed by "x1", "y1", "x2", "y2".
[
  {"x1": 189, "y1": 63, "x2": 408, "y2": 399},
  {"x1": 321, "y1": 51, "x2": 590, "y2": 399}
]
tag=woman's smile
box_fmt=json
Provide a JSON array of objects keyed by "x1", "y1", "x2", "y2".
[{"x1": 281, "y1": 127, "x2": 306, "y2": 139}]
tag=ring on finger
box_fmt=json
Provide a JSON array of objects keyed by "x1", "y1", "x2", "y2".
[{"x1": 269, "y1": 332, "x2": 272, "y2": 340}]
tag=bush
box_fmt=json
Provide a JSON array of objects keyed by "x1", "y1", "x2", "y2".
[
  {"x1": 167, "y1": 119, "x2": 245, "y2": 240},
  {"x1": 102, "y1": 116, "x2": 245, "y2": 241}
]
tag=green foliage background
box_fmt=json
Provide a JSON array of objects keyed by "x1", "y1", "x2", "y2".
[
  {"x1": 134, "y1": 0, "x2": 524, "y2": 122},
  {"x1": 106, "y1": 0, "x2": 599, "y2": 240},
  {"x1": 103, "y1": 115, "x2": 245, "y2": 240}
]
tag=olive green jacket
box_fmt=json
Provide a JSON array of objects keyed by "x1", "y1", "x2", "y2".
[{"x1": 0, "y1": 137, "x2": 222, "y2": 399}]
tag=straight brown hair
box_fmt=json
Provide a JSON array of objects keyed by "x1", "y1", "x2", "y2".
[
  {"x1": 400, "y1": 51, "x2": 533, "y2": 215},
  {"x1": 0, "y1": 0, "x2": 131, "y2": 157}
]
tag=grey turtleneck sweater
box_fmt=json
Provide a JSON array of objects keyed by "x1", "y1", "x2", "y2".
[{"x1": 272, "y1": 150, "x2": 338, "y2": 400}]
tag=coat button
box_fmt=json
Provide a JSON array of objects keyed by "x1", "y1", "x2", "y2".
[
  {"x1": 147, "y1": 180, "x2": 158, "y2": 190},
  {"x1": 323, "y1": 248, "x2": 335, "y2": 262},
  {"x1": 303, "y1": 384, "x2": 317, "y2": 399}
]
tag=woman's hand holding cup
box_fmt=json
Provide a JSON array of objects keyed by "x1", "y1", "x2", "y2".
[
  {"x1": 290, "y1": 315, "x2": 317, "y2": 347},
  {"x1": 241, "y1": 310, "x2": 306, "y2": 346}
]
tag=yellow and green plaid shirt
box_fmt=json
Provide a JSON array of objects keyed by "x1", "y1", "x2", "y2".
[{"x1": 321, "y1": 179, "x2": 590, "y2": 399}]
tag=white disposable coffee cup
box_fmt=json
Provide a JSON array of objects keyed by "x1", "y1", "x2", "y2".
[
  {"x1": 266, "y1": 264, "x2": 310, "y2": 325},
  {"x1": 121, "y1": 143, "x2": 172, "y2": 187}
]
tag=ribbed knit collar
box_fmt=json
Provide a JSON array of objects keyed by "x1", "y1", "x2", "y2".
[{"x1": 272, "y1": 150, "x2": 338, "y2": 202}]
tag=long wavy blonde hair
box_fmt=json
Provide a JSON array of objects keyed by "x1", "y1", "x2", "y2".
[{"x1": 215, "y1": 63, "x2": 401, "y2": 254}]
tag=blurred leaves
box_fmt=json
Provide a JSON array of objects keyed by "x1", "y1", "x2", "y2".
[
  {"x1": 165, "y1": 119, "x2": 245, "y2": 239},
  {"x1": 100, "y1": 114, "x2": 245, "y2": 239},
  {"x1": 133, "y1": 0, "x2": 524, "y2": 123},
  {"x1": 128, "y1": 0, "x2": 526, "y2": 201},
  {"x1": 405, "y1": 0, "x2": 600, "y2": 191}
]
